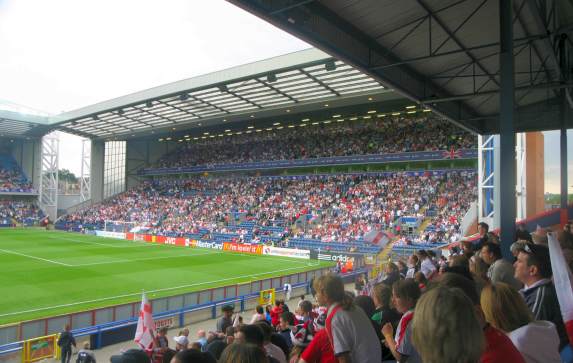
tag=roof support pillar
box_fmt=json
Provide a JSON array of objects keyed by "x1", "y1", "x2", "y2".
[
  {"x1": 559, "y1": 34, "x2": 569, "y2": 225},
  {"x1": 560, "y1": 104, "x2": 568, "y2": 224},
  {"x1": 497, "y1": 0, "x2": 516, "y2": 259}
]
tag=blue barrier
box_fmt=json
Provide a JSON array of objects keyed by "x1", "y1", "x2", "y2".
[{"x1": 0, "y1": 269, "x2": 364, "y2": 357}]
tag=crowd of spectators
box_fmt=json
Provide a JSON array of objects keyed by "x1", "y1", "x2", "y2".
[
  {"x1": 0, "y1": 167, "x2": 33, "y2": 193},
  {"x1": 113, "y1": 226, "x2": 573, "y2": 363},
  {"x1": 0, "y1": 199, "x2": 43, "y2": 225},
  {"x1": 153, "y1": 116, "x2": 476, "y2": 169},
  {"x1": 60, "y1": 171, "x2": 476, "y2": 246}
]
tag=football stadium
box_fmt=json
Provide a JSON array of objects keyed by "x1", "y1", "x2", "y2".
[{"x1": 1, "y1": 1, "x2": 573, "y2": 363}]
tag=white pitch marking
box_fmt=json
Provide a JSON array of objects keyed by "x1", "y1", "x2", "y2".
[
  {"x1": 47, "y1": 235, "x2": 159, "y2": 248},
  {"x1": 0, "y1": 248, "x2": 72, "y2": 266},
  {"x1": 0, "y1": 265, "x2": 314, "y2": 318},
  {"x1": 70, "y1": 250, "x2": 221, "y2": 267},
  {"x1": 46, "y1": 234, "x2": 312, "y2": 267}
]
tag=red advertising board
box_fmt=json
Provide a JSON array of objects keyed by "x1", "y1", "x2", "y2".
[{"x1": 222, "y1": 242, "x2": 263, "y2": 255}]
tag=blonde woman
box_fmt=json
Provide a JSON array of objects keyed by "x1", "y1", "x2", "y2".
[
  {"x1": 480, "y1": 283, "x2": 561, "y2": 363},
  {"x1": 412, "y1": 286, "x2": 484, "y2": 363}
]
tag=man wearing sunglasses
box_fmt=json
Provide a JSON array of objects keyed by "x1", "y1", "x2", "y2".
[{"x1": 514, "y1": 243, "x2": 568, "y2": 350}]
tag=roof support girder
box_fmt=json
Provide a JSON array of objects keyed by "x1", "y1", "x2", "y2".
[{"x1": 227, "y1": 0, "x2": 483, "y2": 133}]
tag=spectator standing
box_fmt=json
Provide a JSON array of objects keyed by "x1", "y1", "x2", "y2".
[
  {"x1": 270, "y1": 301, "x2": 284, "y2": 328},
  {"x1": 475, "y1": 222, "x2": 490, "y2": 251},
  {"x1": 314, "y1": 274, "x2": 381, "y2": 363},
  {"x1": 250, "y1": 305, "x2": 267, "y2": 324},
  {"x1": 278, "y1": 312, "x2": 296, "y2": 350},
  {"x1": 235, "y1": 324, "x2": 280, "y2": 363},
  {"x1": 299, "y1": 311, "x2": 336, "y2": 363},
  {"x1": 412, "y1": 286, "x2": 484, "y2": 363},
  {"x1": 514, "y1": 243, "x2": 569, "y2": 349},
  {"x1": 57, "y1": 325, "x2": 76, "y2": 363},
  {"x1": 382, "y1": 279, "x2": 422, "y2": 363},
  {"x1": 255, "y1": 321, "x2": 289, "y2": 363},
  {"x1": 481, "y1": 242, "x2": 521, "y2": 289},
  {"x1": 439, "y1": 273, "x2": 526, "y2": 363},
  {"x1": 381, "y1": 263, "x2": 400, "y2": 287},
  {"x1": 405, "y1": 255, "x2": 419, "y2": 279},
  {"x1": 216, "y1": 305, "x2": 235, "y2": 334},
  {"x1": 219, "y1": 343, "x2": 269, "y2": 363},
  {"x1": 153, "y1": 327, "x2": 169, "y2": 363},
  {"x1": 196, "y1": 330, "x2": 207, "y2": 351},
  {"x1": 284, "y1": 282, "x2": 292, "y2": 301},
  {"x1": 418, "y1": 250, "x2": 437, "y2": 280}
]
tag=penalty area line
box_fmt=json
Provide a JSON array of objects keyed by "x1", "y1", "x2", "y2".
[
  {"x1": 0, "y1": 248, "x2": 72, "y2": 267},
  {"x1": 0, "y1": 265, "x2": 315, "y2": 318}
]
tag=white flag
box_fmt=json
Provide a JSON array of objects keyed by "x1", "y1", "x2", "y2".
[
  {"x1": 548, "y1": 232, "x2": 573, "y2": 346},
  {"x1": 134, "y1": 292, "x2": 155, "y2": 351}
]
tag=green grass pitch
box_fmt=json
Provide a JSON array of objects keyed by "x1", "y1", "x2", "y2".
[{"x1": 0, "y1": 229, "x2": 332, "y2": 325}]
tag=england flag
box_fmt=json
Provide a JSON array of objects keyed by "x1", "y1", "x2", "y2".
[
  {"x1": 134, "y1": 292, "x2": 155, "y2": 351},
  {"x1": 364, "y1": 229, "x2": 394, "y2": 247}
]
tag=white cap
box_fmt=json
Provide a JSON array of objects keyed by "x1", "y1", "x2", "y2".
[{"x1": 173, "y1": 336, "x2": 189, "y2": 346}]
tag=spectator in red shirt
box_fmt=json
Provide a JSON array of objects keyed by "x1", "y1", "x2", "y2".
[{"x1": 270, "y1": 301, "x2": 283, "y2": 328}]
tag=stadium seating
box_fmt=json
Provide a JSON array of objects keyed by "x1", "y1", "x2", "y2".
[
  {"x1": 0, "y1": 154, "x2": 34, "y2": 193},
  {"x1": 151, "y1": 116, "x2": 476, "y2": 169},
  {"x1": 0, "y1": 199, "x2": 44, "y2": 226},
  {"x1": 59, "y1": 170, "x2": 476, "y2": 253}
]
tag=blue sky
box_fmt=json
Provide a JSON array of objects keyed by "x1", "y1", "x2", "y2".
[{"x1": 0, "y1": 0, "x2": 570, "y2": 194}]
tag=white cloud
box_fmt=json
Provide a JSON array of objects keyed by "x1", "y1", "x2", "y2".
[
  {"x1": 0, "y1": 0, "x2": 309, "y2": 114},
  {"x1": 0, "y1": 0, "x2": 309, "y2": 173}
]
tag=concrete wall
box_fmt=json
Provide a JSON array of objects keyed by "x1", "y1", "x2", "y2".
[
  {"x1": 526, "y1": 132, "x2": 545, "y2": 218},
  {"x1": 91, "y1": 141, "x2": 105, "y2": 204},
  {"x1": 10, "y1": 138, "x2": 41, "y2": 190},
  {"x1": 58, "y1": 194, "x2": 82, "y2": 210},
  {"x1": 125, "y1": 140, "x2": 147, "y2": 190}
]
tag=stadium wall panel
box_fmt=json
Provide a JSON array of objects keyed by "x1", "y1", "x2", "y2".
[
  {"x1": 94, "y1": 308, "x2": 114, "y2": 326},
  {"x1": 225, "y1": 286, "x2": 236, "y2": 299},
  {"x1": 186, "y1": 308, "x2": 211, "y2": 324},
  {"x1": 47, "y1": 316, "x2": 69, "y2": 336},
  {"x1": 237, "y1": 284, "x2": 250, "y2": 297},
  {"x1": 0, "y1": 326, "x2": 18, "y2": 348},
  {"x1": 90, "y1": 141, "x2": 105, "y2": 204},
  {"x1": 198, "y1": 291, "x2": 211, "y2": 305},
  {"x1": 271, "y1": 278, "x2": 281, "y2": 289},
  {"x1": 214, "y1": 287, "x2": 226, "y2": 301},
  {"x1": 71, "y1": 312, "x2": 92, "y2": 330},
  {"x1": 152, "y1": 299, "x2": 169, "y2": 314},
  {"x1": 20, "y1": 321, "x2": 43, "y2": 341},
  {"x1": 114, "y1": 304, "x2": 133, "y2": 322},
  {"x1": 0, "y1": 267, "x2": 335, "y2": 349},
  {"x1": 183, "y1": 293, "x2": 198, "y2": 307},
  {"x1": 167, "y1": 295, "x2": 184, "y2": 311}
]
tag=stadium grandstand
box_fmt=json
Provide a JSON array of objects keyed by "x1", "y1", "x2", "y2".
[{"x1": 2, "y1": 1, "x2": 573, "y2": 363}]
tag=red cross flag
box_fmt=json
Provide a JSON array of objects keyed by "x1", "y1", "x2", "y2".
[
  {"x1": 134, "y1": 292, "x2": 155, "y2": 351},
  {"x1": 364, "y1": 228, "x2": 394, "y2": 247}
]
